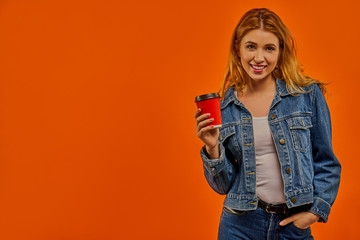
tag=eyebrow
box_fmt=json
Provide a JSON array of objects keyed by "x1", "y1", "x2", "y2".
[{"x1": 244, "y1": 41, "x2": 277, "y2": 47}]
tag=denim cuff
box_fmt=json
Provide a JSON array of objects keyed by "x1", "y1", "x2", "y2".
[
  {"x1": 200, "y1": 143, "x2": 226, "y2": 175},
  {"x1": 309, "y1": 197, "x2": 331, "y2": 223}
]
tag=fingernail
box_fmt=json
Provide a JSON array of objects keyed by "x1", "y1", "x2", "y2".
[{"x1": 210, "y1": 118, "x2": 214, "y2": 121}]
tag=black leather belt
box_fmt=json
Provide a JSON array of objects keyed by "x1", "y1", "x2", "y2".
[
  {"x1": 258, "y1": 199, "x2": 288, "y2": 214},
  {"x1": 257, "y1": 199, "x2": 311, "y2": 216}
]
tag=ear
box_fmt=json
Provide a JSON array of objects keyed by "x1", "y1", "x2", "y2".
[{"x1": 233, "y1": 40, "x2": 239, "y2": 52}]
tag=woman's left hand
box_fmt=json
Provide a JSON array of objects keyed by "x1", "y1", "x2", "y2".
[{"x1": 279, "y1": 212, "x2": 320, "y2": 229}]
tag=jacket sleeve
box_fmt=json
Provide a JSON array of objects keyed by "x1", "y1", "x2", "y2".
[
  {"x1": 200, "y1": 141, "x2": 237, "y2": 195},
  {"x1": 309, "y1": 84, "x2": 341, "y2": 223}
]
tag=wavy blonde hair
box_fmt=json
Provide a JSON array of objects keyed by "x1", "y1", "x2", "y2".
[{"x1": 219, "y1": 8, "x2": 326, "y2": 100}]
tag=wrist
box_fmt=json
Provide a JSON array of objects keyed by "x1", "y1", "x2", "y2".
[
  {"x1": 205, "y1": 144, "x2": 219, "y2": 159},
  {"x1": 307, "y1": 211, "x2": 320, "y2": 221}
]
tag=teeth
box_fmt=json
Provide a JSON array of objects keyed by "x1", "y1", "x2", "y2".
[{"x1": 252, "y1": 65, "x2": 265, "y2": 70}]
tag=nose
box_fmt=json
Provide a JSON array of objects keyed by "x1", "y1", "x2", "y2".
[{"x1": 254, "y1": 50, "x2": 265, "y2": 63}]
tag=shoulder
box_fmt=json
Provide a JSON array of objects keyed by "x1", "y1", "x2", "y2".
[
  {"x1": 291, "y1": 83, "x2": 323, "y2": 101},
  {"x1": 308, "y1": 83, "x2": 322, "y2": 93},
  {"x1": 295, "y1": 84, "x2": 325, "y2": 109},
  {"x1": 308, "y1": 83, "x2": 325, "y2": 103},
  {"x1": 220, "y1": 87, "x2": 236, "y2": 109}
]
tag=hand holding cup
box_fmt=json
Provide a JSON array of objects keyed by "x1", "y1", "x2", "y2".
[
  {"x1": 195, "y1": 108, "x2": 220, "y2": 150},
  {"x1": 194, "y1": 93, "x2": 222, "y2": 158}
]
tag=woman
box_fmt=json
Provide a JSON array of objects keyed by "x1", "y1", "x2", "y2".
[{"x1": 195, "y1": 8, "x2": 341, "y2": 240}]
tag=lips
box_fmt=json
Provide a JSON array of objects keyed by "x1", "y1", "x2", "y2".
[{"x1": 250, "y1": 64, "x2": 267, "y2": 72}]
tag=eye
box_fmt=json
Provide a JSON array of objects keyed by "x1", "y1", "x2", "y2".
[
  {"x1": 246, "y1": 45, "x2": 255, "y2": 50},
  {"x1": 266, "y1": 46, "x2": 276, "y2": 51}
]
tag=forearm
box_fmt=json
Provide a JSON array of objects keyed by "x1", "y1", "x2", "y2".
[
  {"x1": 200, "y1": 143, "x2": 236, "y2": 195},
  {"x1": 310, "y1": 151, "x2": 341, "y2": 222}
]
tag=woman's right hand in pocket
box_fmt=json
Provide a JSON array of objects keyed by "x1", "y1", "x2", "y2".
[{"x1": 195, "y1": 108, "x2": 219, "y2": 149}]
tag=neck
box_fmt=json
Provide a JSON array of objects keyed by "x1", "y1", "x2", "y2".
[{"x1": 242, "y1": 75, "x2": 276, "y2": 97}]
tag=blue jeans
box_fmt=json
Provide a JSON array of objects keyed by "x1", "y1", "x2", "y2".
[{"x1": 218, "y1": 207, "x2": 314, "y2": 240}]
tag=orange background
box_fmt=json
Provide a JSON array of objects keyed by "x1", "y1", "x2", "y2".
[{"x1": 0, "y1": 0, "x2": 358, "y2": 239}]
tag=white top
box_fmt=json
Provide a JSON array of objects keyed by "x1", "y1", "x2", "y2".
[{"x1": 252, "y1": 116, "x2": 286, "y2": 204}]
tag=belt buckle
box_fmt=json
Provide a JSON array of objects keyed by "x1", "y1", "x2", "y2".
[{"x1": 265, "y1": 204, "x2": 277, "y2": 214}]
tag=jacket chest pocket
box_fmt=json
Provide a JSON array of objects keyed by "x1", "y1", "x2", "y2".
[
  {"x1": 286, "y1": 116, "x2": 313, "y2": 152},
  {"x1": 219, "y1": 125, "x2": 236, "y2": 144}
]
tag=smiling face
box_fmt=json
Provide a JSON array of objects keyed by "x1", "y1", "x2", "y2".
[{"x1": 239, "y1": 29, "x2": 280, "y2": 83}]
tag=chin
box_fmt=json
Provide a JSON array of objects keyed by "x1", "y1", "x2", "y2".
[
  {"x1": 247, "y1": 74, "x2": 272, "y2": 82},
  {"x1": 245, "y1": 68, "x2": 275, "y2": 82}
]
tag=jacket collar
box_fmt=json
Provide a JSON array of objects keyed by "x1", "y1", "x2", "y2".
[{"x1": 220, "y1": 79, "x2": 291, "y2": 109}]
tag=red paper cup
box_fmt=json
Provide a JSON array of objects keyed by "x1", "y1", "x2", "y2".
[{"x1": 195, "y1": 93, "x2": 222, "y2": 128}]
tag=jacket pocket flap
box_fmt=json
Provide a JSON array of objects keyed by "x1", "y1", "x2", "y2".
[
  {"x1": 219, "y1": 125, "x2": 236, "y2": 143},
  {"x1": 286, "y1": 116, "x2": 313, "y2": 130}
]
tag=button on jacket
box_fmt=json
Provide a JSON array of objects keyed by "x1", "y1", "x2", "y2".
[{"x1": 200, "y1": 79, "x2": 341, "y2": 223}]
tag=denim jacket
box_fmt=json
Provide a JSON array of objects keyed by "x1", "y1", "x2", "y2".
[{"x1": 200, "y1": 79, "x2": 341, "y2": 223}]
